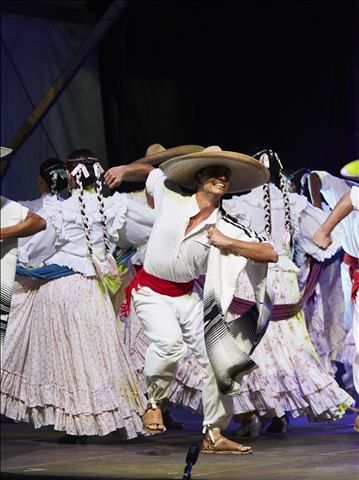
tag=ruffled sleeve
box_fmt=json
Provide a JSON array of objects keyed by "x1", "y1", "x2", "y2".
[
  {"x1": 119, "y1": 197, "x2": 155, "y2": 248},
  {"x1": 17, "y1": 198, "x2": 64, "y2": 266},
  {"x1": 145, "y1": 168, "x2": 166, "y2": 210},
  {"x1": 295, "y1": 202, "x2": 344, "y2": 262},
  {"x1": 103, "y1": 192, "x2": 128, "y2": 245},
  {"x1": 288, "y1": 192, "x2": 309, "y2": 238}
]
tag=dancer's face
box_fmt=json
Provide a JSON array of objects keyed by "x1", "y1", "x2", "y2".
[{"x1": 196, "y1": 166, "x2": 231, "y2": 197}]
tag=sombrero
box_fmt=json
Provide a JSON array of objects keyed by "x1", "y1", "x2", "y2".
[
  {"x1": 133, "y1": 143, "x2": 205, "y2": 166},
  {"x1": 160, "y1": 145, "x2": 270, "y2": 193},
  {"x1": 340, "y1": 159, "x2": 359, "y2": 181},
  {"x1": 0, "y1": 146, "x2": 13, "y2": 158}
]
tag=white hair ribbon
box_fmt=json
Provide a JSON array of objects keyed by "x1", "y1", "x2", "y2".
[
  {"x1": 300, "y1": 172, "x2": 310, "y2": 188},
  {"x1": 259, "y1": 153, "x2": 270, "y2": 168},
  {"x1": 274, "y1": 152, "x2": 283, "y2": 170},
  {"x1": 93, "y1": 162, "x2": 104, "y2": 178},
  {"x1": 71, "y1": 163, "x2": 90, "y2": 178}
]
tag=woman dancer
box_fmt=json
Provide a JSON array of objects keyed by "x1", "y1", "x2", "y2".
[
  {"x1": 1, "y1": 149, "x2": 149, "y2": 442},
  {"x1": 223, "y1": 148, "x2": 353, "y2": 435}
]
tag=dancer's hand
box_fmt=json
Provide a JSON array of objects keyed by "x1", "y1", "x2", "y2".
[
  {"x1": 313, "y1": 226, "x2": 332, "y2": 249},
  {"x1": 207, "y1": 227, "x2": 232, "y2": 250},
  {"x1": 104, "y1": 166, "x2": 128, "y2": 189}
]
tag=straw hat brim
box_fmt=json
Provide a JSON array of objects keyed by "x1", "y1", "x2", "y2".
[
  {"x1": 160, "y1": 151, "x2": 270, "y2": 193},
  {"x1": 134, "y1": 145, "x2": 205, "y2": 166},
  {"x1": 340, "y1": 160, "x2": 359, "y2": 181},
  {"x1": 0, "y1": 146, "x2": 13, "y2": 158}
]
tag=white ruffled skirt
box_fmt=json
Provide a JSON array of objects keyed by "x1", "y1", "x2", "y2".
[
  {"x1": 228, "y1": 268, "x2": 353, "y2": 420},
  {"x1": 0, "y1": 274, "x2": 147, "y2": 437}
]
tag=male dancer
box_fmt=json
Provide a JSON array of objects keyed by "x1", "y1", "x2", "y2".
[{"x1": 105, "y1": 146, "x2": 277, "y2": 453}]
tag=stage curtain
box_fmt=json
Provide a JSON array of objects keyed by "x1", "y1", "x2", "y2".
[{"x1": 1, "y1": 14, "x2": 108, "y2": 200}]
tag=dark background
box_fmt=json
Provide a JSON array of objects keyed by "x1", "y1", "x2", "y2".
[
  {"x1": 99, "y1": 0, "x2": 358, "y2": 182},
  {"x1": 1, "y1": 0, "x2": 358, "y2": 185}
]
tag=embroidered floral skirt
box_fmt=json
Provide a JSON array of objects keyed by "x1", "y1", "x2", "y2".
[
  {"x1": 1, "y1": 274, "x2": 147, "y2": 437},
  {"x1": 228, "y1": 268, "x2": 353, "y2": 420}
]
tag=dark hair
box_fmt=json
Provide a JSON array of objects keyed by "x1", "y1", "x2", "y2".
[
  {"x1": 251, "y1": 148, "x2": 282, "y2": 187},
  {"x1": 283, "y1": 167, "x2": 311, "y2": 197},
  {"x1": 39, "y1": 158, "x2": 67, "y2": 194},
  {"x1": 66, "y1": 149, "x2": 98, "y2": 188}
]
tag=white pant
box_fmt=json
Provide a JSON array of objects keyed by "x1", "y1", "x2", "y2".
[{"x1": 132, "y1": 285, "x2": 233, "y2": 429}]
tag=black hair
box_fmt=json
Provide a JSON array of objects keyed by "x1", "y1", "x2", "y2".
[
  {"x1": 251, "y1": 148, "x2": 282, "y2": 187},
  {"x1": 39, "y1": 158, "x2": 67, "y2": 194},
  {"x1": 67, "y1": 149, "x2": 98, "y2": 188},
  {"x1": 283, "y1": 167, "x2": 311, "y2": 198}
]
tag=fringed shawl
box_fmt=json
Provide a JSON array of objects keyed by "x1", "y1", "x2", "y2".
[{"x1": 203, "y1": 210, "x2": 274, "y2": 396}]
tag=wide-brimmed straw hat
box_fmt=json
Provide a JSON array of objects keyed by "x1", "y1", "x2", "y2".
[
  {"x1": 160, "y1": 146, "x2": 270, "y2": 193},
  {"x1": 340, "y1": 159, "x2": 359, "y2": 182},
  {"x1": 0, "y1": 146, "x2": 13, "y2": 158},
  {"x1": 133, "y1": 143, "x2": 205, "y2": 166}
]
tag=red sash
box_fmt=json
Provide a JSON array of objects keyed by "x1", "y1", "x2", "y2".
[
  {"x1": 120, "y1": 268, "x2": 195, "y2": 316},
  {"x1": 343, "y1": 252, "x2": 359, "y2": 302}
]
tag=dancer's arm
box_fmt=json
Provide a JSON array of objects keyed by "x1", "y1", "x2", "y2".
[
  {"x1": 207, "y1": 227, "x2": 278, "y2": 263},
  {"x1": 313, "y1": 189, "x2": 355, "y2": 249},
  {"x1": 308, "y1": 172, "x2": 323, "y2": 208},
  {"x1": 104, "y1": 163, "x2": 154, "y2": 189},
  {"x1": 0, "y1": 211, "x2": 46, "y2": 240}
]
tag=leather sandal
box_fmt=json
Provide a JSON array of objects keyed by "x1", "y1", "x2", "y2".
[
  {"x1": 142, "y1": 404, "x2": 166, "y2": 435},
  {"x1": 202, "y1": 427, "x2": 252, "y2": 455},
  {"x1": 350, "y1": 408, "x2": 359, "y2": 432}
]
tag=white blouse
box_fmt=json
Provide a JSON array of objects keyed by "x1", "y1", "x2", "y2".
[
  {"x1": 18, "y1": 190, "x2": 155, "y2": 275},
  {"x1": 223, "y1": 184, "x2": 343, "y2": 271}
]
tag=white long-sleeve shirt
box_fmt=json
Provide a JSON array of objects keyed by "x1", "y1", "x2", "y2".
[{"x1": 143, "y1": 169, "x2": 220, "y2": 282}]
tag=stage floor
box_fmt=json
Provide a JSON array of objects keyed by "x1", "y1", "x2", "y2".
[{"x1": 1, "y1": 408, "x2": 358, "y2": 480}]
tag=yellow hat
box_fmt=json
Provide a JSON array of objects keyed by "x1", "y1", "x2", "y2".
[{"x1": 340, "y1": 159, "x2": 359, "y2": 181}]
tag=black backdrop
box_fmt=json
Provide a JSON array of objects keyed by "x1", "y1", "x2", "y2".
[{"x1": 99, "y1": 0, "x2": 358, "y2": 189}]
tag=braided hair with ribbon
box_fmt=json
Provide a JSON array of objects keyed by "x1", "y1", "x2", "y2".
[
  {"x1": 67, "y1": 149, "x2": 118, "y2": 279},
  {"x1": 39, "y1": 158, "x2": 68, "y2": 196},
  {"x1": 252, "y1": 148, "x2": 293, "y2": 249}
]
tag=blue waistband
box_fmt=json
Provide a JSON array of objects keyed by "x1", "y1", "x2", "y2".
[
  {"x1": 16, "y1": 248, "x2": 137, "y2": 280},
  {"x1": 16, "y1": 264, "x2": 75, "y2": 280}
]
